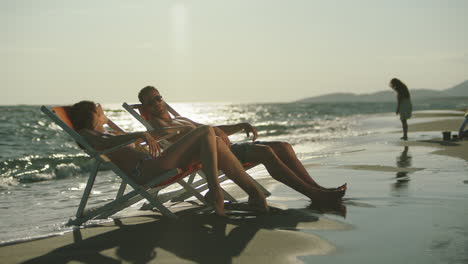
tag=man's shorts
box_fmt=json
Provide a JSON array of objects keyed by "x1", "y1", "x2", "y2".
[{"x1": 230, "y1": 141, "x2": 265, "y2": 163}]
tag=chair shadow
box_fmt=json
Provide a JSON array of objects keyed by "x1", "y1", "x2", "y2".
[{"x1": 21, "y1": 206, "x2": 322, "y2": 264}]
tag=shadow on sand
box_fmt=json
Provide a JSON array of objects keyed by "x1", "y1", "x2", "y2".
[{"x1": 21, "y1": 203, "x2": 345, "y2": 264}]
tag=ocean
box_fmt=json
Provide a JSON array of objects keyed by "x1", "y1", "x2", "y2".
[{"x1": 0, "y1": 100, "x2": 466, "y2": 244}]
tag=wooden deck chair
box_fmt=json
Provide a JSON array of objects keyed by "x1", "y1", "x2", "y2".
[
  {"x1": 41, "y1": 105, "x2": 210, "y2": 225},
  {"x1": 121, "y1": 102, "x2": 271, "y2": 203}
]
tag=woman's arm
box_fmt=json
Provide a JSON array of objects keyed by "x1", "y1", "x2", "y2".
[
  {"x1": 80, "y1": 129, "x2": 172, "y2": 155},
  {"x1": 79, "y1": 129, "x2": 152, "y2": 150},
  {"x1": 396, "y1": 96, "x2": 401, "y2": 114}
]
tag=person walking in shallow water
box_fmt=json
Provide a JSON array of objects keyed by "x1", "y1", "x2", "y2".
[{"x1": 389, "y1": 78, "x2": 412, "y2": 140}]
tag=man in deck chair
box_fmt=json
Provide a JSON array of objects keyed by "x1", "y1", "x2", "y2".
[
  {"x1": 138, "y1": 86, "x2": 346, "y2": 204},
  {"x1": 69, "y1": 101, "x2": 269, "y2": 216}
]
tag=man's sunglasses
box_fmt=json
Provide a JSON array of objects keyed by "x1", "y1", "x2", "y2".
[{"x1": 149, "y1": 95, "x2": 163, "y2": 103}]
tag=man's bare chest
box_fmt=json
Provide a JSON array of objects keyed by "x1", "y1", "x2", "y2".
[{"x1": 169, "y1": 118, "x2": 196, "y2": 128}]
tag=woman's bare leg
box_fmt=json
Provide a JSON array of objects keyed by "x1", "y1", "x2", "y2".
[
  {"x1": 401, "y1": 119, "x2": 408, "y2": 140},
  {"x1": 214, "y1": 138, "x2": 268, "y2": 212},
  {"x1": 244, "y1": 144, "x2": 344, "y2": 202},
  {"x1": 141, "y1": 125, "x2": 225, "y2": 215},
  {"x1": 258, "y1": 142, "x2": 346, "y2": 191}
]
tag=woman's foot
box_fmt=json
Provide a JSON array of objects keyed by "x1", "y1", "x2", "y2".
[
  {"x1": 204, "y1": 190, "x2": 214, "y2": 203},
  {"x1": 204, "y1": 190, "x2": 225, "y2": 216},
  {"x1": 247, "y1": 193, "x2": 269, "y2": 213},
  {"x1": 213, "y1": 204, "x2": 226, "y2": 216}
]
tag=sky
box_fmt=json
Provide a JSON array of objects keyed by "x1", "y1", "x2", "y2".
[{"x1": 2, "y1": 0, "x2": 468, "y2": 105}]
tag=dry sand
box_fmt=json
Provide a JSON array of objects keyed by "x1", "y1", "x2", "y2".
[
  {"x1": 401, "y1": 139, "x2": 468, "y2": 162},
  {"x1": 407, "y1": 111, "x2": 467, "y2": 161},
  {"x1": 409, "y1": 110, "x2": 464, "y2": 132},
  {"x1": 410, "y1": 119, "x2": 461, "y2": 133}
]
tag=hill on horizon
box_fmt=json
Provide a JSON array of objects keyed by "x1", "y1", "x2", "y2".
[{"x1": 297, "y1": 79, "x2": 468, "y2": 103}]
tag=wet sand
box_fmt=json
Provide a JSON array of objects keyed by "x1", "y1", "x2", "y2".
[{"x1": 1, "y1": 110, "x2": 467, "y2": 263}]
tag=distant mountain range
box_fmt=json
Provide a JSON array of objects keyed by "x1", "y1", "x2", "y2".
[{"x1": 296, "y1": 80, "x2": 468, "y2": 103}]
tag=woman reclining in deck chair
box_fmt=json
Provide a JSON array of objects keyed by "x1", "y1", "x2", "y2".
[
  {"x1": 69, "y1": 100, "x2": 269, "y2": 216},
  {"x1": 137, "y1": 86, "x2": 346, "y2": 204}
]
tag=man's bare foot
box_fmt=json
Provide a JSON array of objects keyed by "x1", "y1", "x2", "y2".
[
  {"x1": 310, "y1": 188, "x2": 346, "y2": 204},
  {"x1": 320, "y1": 183, "x2": 347, "y2": 192},
  {"x1": 330, "y1": 187, "x2": 346, "y2": 199}
]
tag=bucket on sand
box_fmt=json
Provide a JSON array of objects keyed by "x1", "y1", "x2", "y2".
[{"x1": 442, "y1": 131, "x2": 451, "y2": 141}]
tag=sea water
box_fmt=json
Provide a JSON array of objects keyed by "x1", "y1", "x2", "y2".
[{"x1": 0, "y1": 100, "x2": 465, "y2": 244}]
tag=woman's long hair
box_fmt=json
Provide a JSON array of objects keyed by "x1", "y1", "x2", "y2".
[
  {"x1": 70, "y1": 101, "x2": 97, "y2": 131},
  {"x1": 390, "y1": 78, "x2": 410, "y2": 99}
]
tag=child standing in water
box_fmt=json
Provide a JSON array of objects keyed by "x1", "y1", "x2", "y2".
[{"x1": 389, "y1": 78, "x2": 412, "y2": 140}]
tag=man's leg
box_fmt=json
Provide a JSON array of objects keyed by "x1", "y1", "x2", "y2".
[
  {"x1": 249, "y1": 142, "x2": 345, "y2": 191},
  {"x1": 256, "y1": 142, "x2": 320, "y2": 187},
  {"x1": 215, "y1": 138, "x2": 268, "y2": 211},
  {"x1": 243, "y1": 144, "x2": 344, "y2": 201}
]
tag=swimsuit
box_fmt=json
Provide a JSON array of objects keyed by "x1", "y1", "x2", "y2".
[
  {"x1": 131, "y1": 154, "x2": 154, "y2": 179},
  {"x1": 399, "y1": 98, "x2": 412, "y2": 120},
  {"x1": 230, "y1": 141, "x2": 264, "y2": 163}
]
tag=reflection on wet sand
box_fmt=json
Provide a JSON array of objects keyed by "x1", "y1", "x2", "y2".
[
  {"x1": 393, "y1": 146, "x2": 412, "y2": 191},
  {"x1": 308, "y1": 202, "x2": 347, "y2": 218}
]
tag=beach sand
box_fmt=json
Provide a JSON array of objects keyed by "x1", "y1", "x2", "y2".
[
  {"x1": 1, "y1": 111, "x2": 467, "y2": 263},
  {"x1": 406, "y1": 110, "x2": 467, "y2": 161},
  {"x1": 0, "y1": 185, "x2": 348, "y2": 264}
]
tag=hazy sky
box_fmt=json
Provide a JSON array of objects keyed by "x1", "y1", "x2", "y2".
[{"x1": 2, "y1": 0, "x2": 468, "y2": 105}]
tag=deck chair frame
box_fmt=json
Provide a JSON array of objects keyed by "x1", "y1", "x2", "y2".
[
  {"x1": 41, "y1": 105, "x2": 209, "y2": 226},
  {"x1": 121, "y1": 102, "x2": 271, "y2": 203}
]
